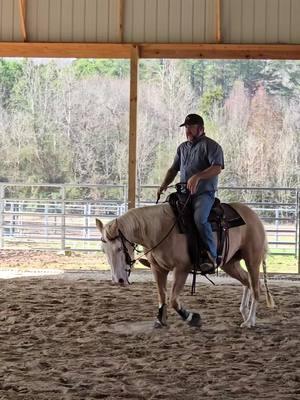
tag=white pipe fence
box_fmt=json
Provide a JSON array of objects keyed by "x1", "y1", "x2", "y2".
[{"x1": 0, "y1": 183, "x2": 299, "y2": 271}]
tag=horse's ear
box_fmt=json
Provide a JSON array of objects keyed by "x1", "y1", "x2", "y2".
[
  {"x1": 139, "y1": 258, "x2": 151, "y2": 268},
  {"x1": 106, "y1": 219, "x2": 118, "y2": 239},
  {"x1": 95, "y1": 218, "x2": 104, "y2": 232}
]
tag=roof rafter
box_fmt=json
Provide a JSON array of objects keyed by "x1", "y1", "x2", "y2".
[
  {"x1": 18, "y1": 0, "x2": 27, "y2": 42},
  {"x1": 118, "y1": 0, "x2": 124, "y2": 43},
  {"x1": 216, "y1": 0, "x2": 222, "y2": 43}
]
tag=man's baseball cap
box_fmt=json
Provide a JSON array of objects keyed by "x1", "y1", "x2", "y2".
[{"x1": 179, "y1": 113, "x2": 204, "y2": 127}]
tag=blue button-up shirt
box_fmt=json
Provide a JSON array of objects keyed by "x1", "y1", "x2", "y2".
[{"x1": 171, "y1": 135, "x2": 224, "y2": 194}]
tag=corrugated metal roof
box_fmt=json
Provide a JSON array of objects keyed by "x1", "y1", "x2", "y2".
[
  {"x1": 0, "y1": 0, "x2": 299, "y2": 44},
  {"x1": 0, "y1": 0, "x2": 21, "y2": 41},
  {"x1": 222, "y1": 0, "x2": 300, "y2": 44}
]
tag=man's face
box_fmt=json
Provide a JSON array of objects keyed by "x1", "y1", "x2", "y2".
[{"x1": 185, "y1": 124, "x2": 203, "y2": 141}]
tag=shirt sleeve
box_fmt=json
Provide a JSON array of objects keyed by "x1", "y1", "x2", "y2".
[
  {"x1": 170, "y1": 146, "x2": 181, "y2": 171},
  {"x1": 208, "y1": 143, "x2": 224, "y2": 169}
]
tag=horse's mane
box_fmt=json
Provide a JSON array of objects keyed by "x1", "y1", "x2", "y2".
[{"x1": 105, "y1": 203, "x2": 174, "y2": 240}]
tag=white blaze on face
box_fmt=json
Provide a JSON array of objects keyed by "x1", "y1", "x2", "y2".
[{"x1": 102, "y1": 234, "x2": 131, "y2": 285}]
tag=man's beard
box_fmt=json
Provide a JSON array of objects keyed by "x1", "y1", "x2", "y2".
[{"x1": 187, "y1": 132, "x2": 198, "y2": 141}]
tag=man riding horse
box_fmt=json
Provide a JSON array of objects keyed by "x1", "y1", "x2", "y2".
[
  {"x1": 157, "y1": 113, "x2": 224, "y2": 274},
  {"x1": 97, "y1": 116, "x2": 274, "y2": 328}
]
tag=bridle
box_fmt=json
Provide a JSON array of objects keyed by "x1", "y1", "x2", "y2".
[
  {"x1": 117, "y1": 229, "x2": 140, "y2": 277},
  {"x1": 100, "y1": 228, "x2": 141, "y2": 278},
  {"x1": 100, "y1": 191, "x2": 191, "y2": 280},
  {"x1": 101, "y1": 225, "x2": 177, "y2": 279}
]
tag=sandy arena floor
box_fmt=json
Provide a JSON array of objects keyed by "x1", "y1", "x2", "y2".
[{"x1": 0, "y1": 267, "x2": 299, "y2": 400}]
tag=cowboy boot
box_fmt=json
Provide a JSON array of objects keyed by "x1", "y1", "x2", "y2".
[{"x1": 199, "y1": 251, "x2": 217, "y2": 274}]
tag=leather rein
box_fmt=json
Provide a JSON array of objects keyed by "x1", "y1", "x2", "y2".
[
  {"x1": 101, "y1": 222, "x2": 178, "y2": 279},
  {"x1": 100, "y1": 192, "x2": 191, "y2": 279}
]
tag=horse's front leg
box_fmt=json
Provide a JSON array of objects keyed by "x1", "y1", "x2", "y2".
[
  {"x1": 151, "y1": 265, "x2": 169, "y2": 328},
  {"x1": 170, "y1": 268, "x2": 201, "y2": 327}
]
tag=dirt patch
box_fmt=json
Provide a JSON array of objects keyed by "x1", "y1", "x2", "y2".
[{"x1": 0, "y1": 250, "x2": 108, "y2": 270}]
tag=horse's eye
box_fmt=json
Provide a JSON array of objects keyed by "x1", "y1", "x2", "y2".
[{"x1": 117, "y1": 247, "x2": 123, "y2": 252}]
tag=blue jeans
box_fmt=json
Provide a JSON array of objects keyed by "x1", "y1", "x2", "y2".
[{"x1": 192, "y1": 191, "x2": 217, "y2": 259}]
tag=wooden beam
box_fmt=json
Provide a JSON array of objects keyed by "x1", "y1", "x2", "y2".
[
  {"x1": 127, "y1": 45, "x2": 139, "y2": 209},
  {"x1": 216, "y1": 0, "x2": 222, "y2": 43},
  {"x1": 1, "y1": 42, "x2": 300, "y2": 60},
  {"x1": 117, "y1": 0, "x2": 124, "y2": 42},
  {"x1": 18, "y1": 0, "x2": 27, "y2": 42},
  {"x1": 0, "y1": 42, "x2": 132, "y2": 58},
  {"x1": 139, "y1": 44, "x2": 300, "y2": 59}
]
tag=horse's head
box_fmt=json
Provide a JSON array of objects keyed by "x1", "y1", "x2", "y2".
[{"x1": 96, "y1": 218, "x2": 133, "y2": 286}]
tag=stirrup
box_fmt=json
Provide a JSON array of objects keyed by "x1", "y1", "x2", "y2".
[{"x1": 198, "y1": 261, "x2": 216, "y2": 275}]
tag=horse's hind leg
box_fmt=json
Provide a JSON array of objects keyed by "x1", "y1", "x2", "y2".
[
  {"x1": 222, "y1": 259, "x2": 251, "y2": 322},
  {"x1": 240, "y1": 286, "x2": 251, "y2": 321},
  {"x1": 151, "y1": 265, "x2": 169, "y2": 328},
  {"x1": 170, "y1": 268, "x2": 201, "y2": 327},
  {"x1": 240, "y1": 255, "x2": 261, "y2": 328}
]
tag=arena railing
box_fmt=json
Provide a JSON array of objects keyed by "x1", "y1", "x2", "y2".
[{"x1": 0, "y1": 183, "x2": 299, "y2": 273}]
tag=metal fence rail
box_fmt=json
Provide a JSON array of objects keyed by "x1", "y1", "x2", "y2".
[{"x1": 0, "y1": 183, "x2": 299, "y2": 271}]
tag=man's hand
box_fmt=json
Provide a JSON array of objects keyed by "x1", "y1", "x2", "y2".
[
  {"x1": 157, "y1": 168, "x2": 178, "y2": 199},
  {"x1": 187, "y1": 175, "x2": 200, "y2": 194},
  {"x1": 157, "y1": 185, "x2": 167, "y2": 198}
]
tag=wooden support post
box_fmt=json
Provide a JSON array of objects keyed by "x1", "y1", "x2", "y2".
[
  {"x1": 117, "y1": 0, "x2": 124, "y2": 42},
  {"x1": 18, "y1": 0, "x2": 27, "y2": 42},
  {"x1": 216, "y1": 0, "x2": 222, "y2": 43},
  {"x1": 128, "y1": 45, "x2": 139, "y2": 209}
]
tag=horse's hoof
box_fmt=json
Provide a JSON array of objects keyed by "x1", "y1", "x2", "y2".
[
  {"x1": 240, "y1": 321, "x2": 254, "y2": 328},
  {"x1": 188, "y1": 313, "x2": 201, "y2": 327},
  {"x1": 154, "y1": 320, "x2": 167, "y2": 329}
]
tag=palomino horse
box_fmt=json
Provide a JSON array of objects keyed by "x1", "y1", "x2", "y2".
[{"x1": 96, "y1": 202, "x2": 275, "y2": 328}]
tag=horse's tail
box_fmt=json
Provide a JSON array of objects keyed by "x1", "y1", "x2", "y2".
[{"x1": 262, "y1": 242, "x2": 275, "y2": 308}]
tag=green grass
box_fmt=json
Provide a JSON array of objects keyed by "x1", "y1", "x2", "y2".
[
  {"x1": 265, "y1": 254, "x2": 298, "y2": 274},
  {"x1": 239, "y1": 254, "x2": 298, "y2": 274}
]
